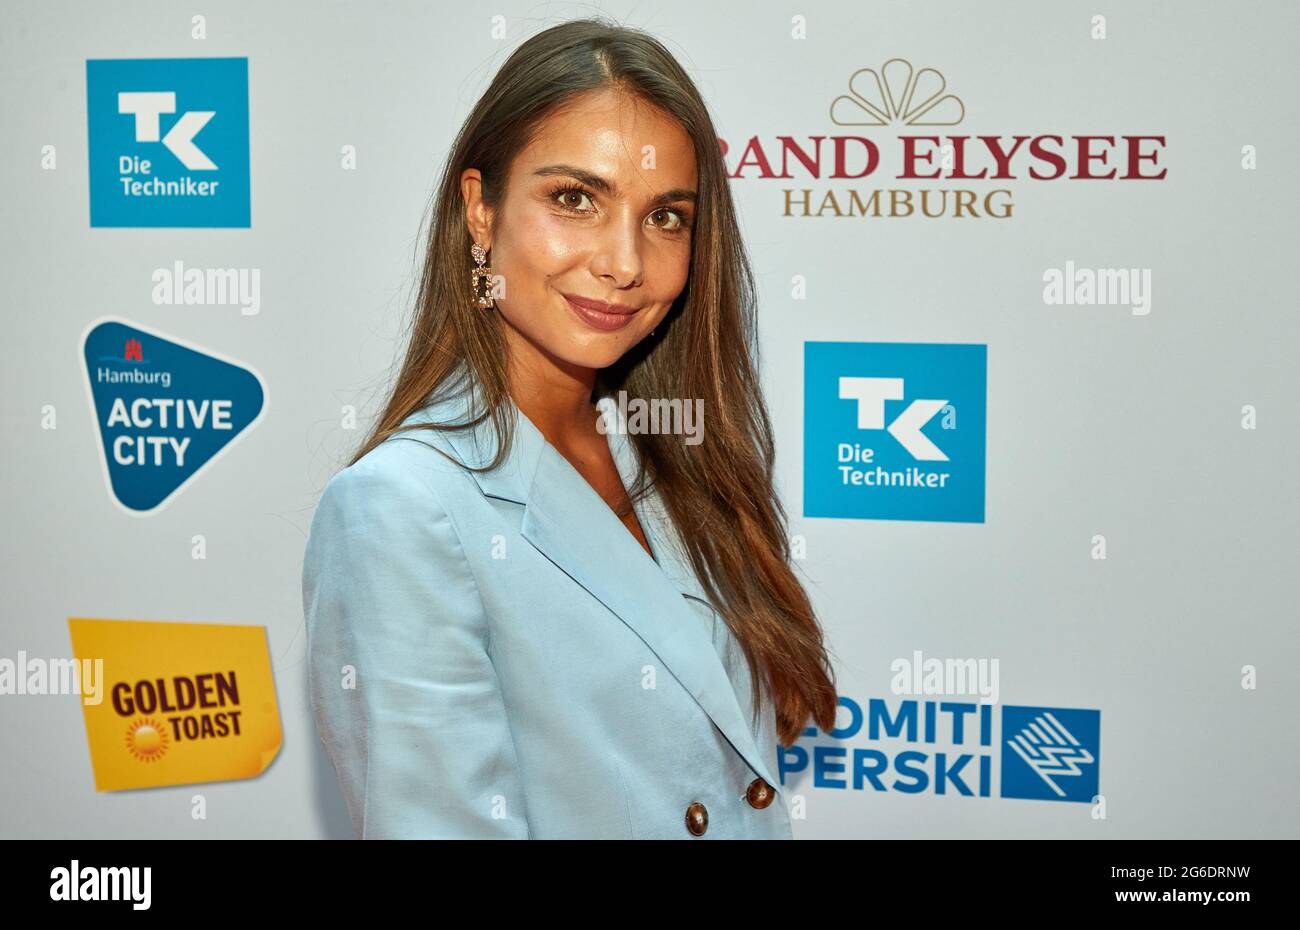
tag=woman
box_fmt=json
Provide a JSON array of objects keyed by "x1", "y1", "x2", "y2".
[{"x1": 303, "y1": 17, "x2": 838, "y2": 839}]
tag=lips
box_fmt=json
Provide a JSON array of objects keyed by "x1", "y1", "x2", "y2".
[
  {"x1": 563, "y1": 293, "x2": 640, "y2": 332},
  {"x1": 563, "y1": 294, "x2": 637, "y2": 315}
]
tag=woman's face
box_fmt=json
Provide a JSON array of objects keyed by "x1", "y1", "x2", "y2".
[{"x1": 462, "y1": 87, "x2": 697, "y2": 374}]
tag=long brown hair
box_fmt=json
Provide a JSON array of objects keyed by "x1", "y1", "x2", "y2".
[{"x1": 350, "y1": 17, "x2": 837, "y2": 746}]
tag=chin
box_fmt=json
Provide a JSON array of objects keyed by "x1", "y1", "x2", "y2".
[{"x1": 556, "y1": 336, "x2": 634, "y2": 371}]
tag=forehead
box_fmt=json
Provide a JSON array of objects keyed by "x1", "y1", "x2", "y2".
[{"x1": 513, "y1": 88, "x2": 697, "y2": 190}]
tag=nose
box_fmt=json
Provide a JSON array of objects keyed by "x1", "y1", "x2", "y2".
[{"x1": 589, "y1": 208, "x2": 644, "y2": 289}]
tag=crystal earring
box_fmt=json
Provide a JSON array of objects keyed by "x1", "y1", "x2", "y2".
[{"x1": 470, "y1": 242, "x2": 495, "y2": 309}]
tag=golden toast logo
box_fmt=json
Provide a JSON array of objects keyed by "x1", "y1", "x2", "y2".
[{"x1": 68, "y1": 618, "x2": 282, "y2": 791}]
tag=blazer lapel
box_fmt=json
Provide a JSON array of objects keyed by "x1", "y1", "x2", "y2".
[{"x1": 407, "y1": 383, "x2": 780, "y2": 793}]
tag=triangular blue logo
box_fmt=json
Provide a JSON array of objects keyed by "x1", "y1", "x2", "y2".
[{"x1": 82, "y1": 319, "x2": 266, "y2": 513}]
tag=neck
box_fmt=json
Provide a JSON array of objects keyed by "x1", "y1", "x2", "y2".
[{"x1": 501, "y1": 319, "x2": 598, "y2": 448}]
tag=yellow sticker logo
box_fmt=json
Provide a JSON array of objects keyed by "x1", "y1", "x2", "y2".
[{"x1": 68, "y1": 617, "x2": 282, "y2": 791}]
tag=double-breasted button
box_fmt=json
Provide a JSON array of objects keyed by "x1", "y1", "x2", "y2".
[
  {"x1": 745, "y1": 777, "x2": 775, "y2": 809},
  {"x1": 684, "y1": 801, "x2": 708, "y2": 836}
]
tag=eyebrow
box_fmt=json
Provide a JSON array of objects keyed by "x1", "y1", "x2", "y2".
[{"x1": 533, "y1": 164, "x2": 697, "y2": 206}]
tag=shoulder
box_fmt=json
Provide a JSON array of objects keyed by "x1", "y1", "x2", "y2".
[
  {"x1": 307, "y1": 423, "x2": 483, "y2": 566},
  {"x1": 324, "y1": 408, "x2": 479, "y2": 508}
]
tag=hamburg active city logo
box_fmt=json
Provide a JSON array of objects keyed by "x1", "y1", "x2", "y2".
[
  {"x1": 85, "y1": 57, "x2": 250, "y2": 227},
  {"x1": 804, "y1": 341, "x2": 986, "y2": 522},
  {"x1": 81, "y1": 318, "x2": 266, "y2": 514}
]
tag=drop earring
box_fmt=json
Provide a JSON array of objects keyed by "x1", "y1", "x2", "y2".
[{"x1": 470, "y1": 242, "x2": 495, "y2": 309}]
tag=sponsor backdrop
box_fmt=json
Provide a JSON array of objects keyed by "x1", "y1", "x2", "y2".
[{"x1": 1, "y1": 0, "x2": 1296, "y2": 839}]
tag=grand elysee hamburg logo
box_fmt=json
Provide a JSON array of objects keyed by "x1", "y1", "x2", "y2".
[
  {"x1": 86, "y1": 56, "x2": 250, "y2": 227},
  {"x1": 720, "y1": 57, "x2": 1167, "y2": 218},
  {"x1": 81, "y1": 318, "x2": 266, "y2": 514}
]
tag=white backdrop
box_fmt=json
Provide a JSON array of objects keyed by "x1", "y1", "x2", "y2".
[{"x1": 2, "y1": 0, "x2": 1297, "y2": 838}]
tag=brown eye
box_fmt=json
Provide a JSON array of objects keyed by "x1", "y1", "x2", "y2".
[
  {"x1": 553, "y1": 187, "x2": 594, "y2": 212},
  {"x1": 649, "y1": 208, "x2": 687, "y2": 232}
]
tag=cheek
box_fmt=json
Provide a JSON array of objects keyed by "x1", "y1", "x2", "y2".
[
  {"x1": 649, "y1": 241, "x2": 692, "y2": 296},
  {"x1": 502, "y1": 208, "x2": 587, "y2": 274}
]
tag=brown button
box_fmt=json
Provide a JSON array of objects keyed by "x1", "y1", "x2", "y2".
[
  {"x1": 745, "y1": 777, "x2": 775, "y2": 809},
  {"x1": 684, "y1": 801, "x2": 708, "y2": 836}
]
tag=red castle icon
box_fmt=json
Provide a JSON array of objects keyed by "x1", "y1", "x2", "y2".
[{"x1": 124, "y1": 337, "x2": 142, "y2": 362}]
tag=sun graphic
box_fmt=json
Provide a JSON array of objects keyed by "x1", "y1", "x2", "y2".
[{"x1": 125, "y1": 718, "x2": 170, "y2": 763}]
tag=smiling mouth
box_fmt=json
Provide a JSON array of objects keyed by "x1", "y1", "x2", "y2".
[
  {"x1": 562, "y1": 294, "x2": 638, "y2": 315},
  {"x1": 562, "y1": 293, "x2": 642, "y2": 332}
]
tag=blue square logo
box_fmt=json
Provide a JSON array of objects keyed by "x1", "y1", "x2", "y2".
[
  {"x1": 1000, "y1": 705, "x2": 1101, "y2": 803},
  {"x1": 804, "y1": 341, "x2": 986, "y2": 522},
  {"x1": 86, "y1": 57, "x2": 250, "y2": 227}
]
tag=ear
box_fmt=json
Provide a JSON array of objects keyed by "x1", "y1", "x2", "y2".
[{"x1": 460, "y1": 168, "x2": 494, "y2": 250}]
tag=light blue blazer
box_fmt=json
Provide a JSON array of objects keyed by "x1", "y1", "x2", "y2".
[{"x1": 303, "y1": 377, "x2": 794, "y2": 839}]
